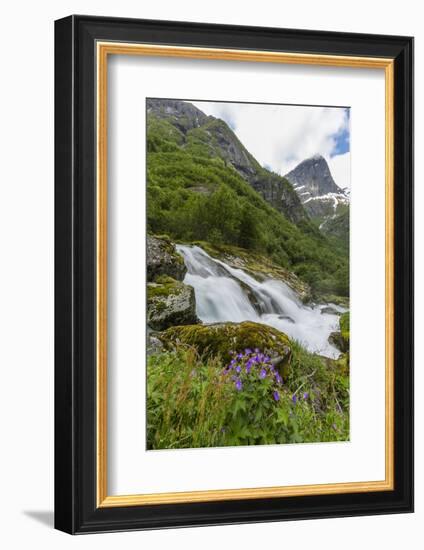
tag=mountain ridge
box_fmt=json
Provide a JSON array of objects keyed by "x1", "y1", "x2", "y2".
[{"x1": 147, "y1": 98, "x2": 308, "y2": 225}]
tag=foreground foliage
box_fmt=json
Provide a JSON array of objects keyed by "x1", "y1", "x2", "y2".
[{"x1": 147, "y1": 343, "x2": 349, "y2": 450}]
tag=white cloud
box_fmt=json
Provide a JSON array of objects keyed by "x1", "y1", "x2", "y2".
[
  {"x1": 191, "y1": 101, "x2": 350, "y2": 190},
  {"x1": 328, "y1": 152, "x2": 351, "y2": 191}
]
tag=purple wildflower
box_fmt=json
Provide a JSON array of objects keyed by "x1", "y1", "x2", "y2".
[
  {"x1": 235, "y1": 379, "x2": 243, "y2": 391},
  {"x1": 275, "y1": 373, "x2": 283, "y2": 385},
  {"x1": 303, "y1": 392, "x2": 309, "y2": 400},
  {"x1": 237, "y1": 353, "x2": 243, "y2": 359},
  {"x1": 235, "y1": 365, "x2": 241, "y2": 374},
  {"x1": 254, "y1": 348, "x2": 260, "y2": 353},
  {"x1": 259, "y1": 368, "x2": 267, "y2": 379},
  {"x1": 273, "y1": 391, "x2": 280, "y2": 401},
  {"x1": 245, "y1": 348, "x2": 252, "y2": 355},
  {"x1": 292, "y1": 395, "x2": 297, "y2": 404}
]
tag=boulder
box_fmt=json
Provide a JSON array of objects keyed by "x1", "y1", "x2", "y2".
[
  {"x1": 328, "y1": 312, "x2": 350, "y2": 353},
  {"x1": 156, "y1": 321, "x2": 292, "y2": 372},
  {"x1": 147, "y1": 235, "x2": 187, "y2": 282},
  {"x1": 328, "y1": 331, "x2": 347, "y2": 353},
  {"x1": 147, "y1": 277, "x2": 199, "y2": 331}
]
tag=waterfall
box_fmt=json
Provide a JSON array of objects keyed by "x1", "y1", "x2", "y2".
[{"x1": 176, "y1": 245, "x2": 346, "y2": 359}]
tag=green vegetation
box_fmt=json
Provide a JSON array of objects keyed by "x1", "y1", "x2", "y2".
[
  {"x1": 340, "y1": 312, "x2": 350, "y2": 342},
  {"x1": 147, "y1": 113, "x2": 349, "y2": 297},
  {"x1": 320, "y1": 207, "x2": 350, "y2": 252},
  {"x1": 147, "y1": 342, "x2": 349, "y2": 449}
]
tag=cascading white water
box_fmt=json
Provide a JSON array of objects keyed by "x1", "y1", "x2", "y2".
[{"x1": 176, "y1": 244, "x2": 346, "y2": 359}]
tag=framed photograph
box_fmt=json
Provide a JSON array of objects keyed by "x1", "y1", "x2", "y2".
[{"x1": 54, "y1": 15, "x2": 413, "y2": 534}]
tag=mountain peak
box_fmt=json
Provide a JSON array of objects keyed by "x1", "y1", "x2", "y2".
[
  {"x1": 284, "y1": 155, "x2": 348, "y2": 221},
  {"x1": 285, "y1": 155, "x2": 342, "y2": 198}
]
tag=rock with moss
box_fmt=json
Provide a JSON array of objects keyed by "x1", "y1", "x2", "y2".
[
  {"x1": 328, "y1": 331, "x2": 347, "y2": 353},
  {"x1": 328, "y1": 311, "x2": 350, "y2": 353},
  {"x1": 156, "y1": 321, "x2": 292, "y2": 372},
  {"x1": 147, "y1": 235, "x2": 187, "y2": 282},
  {"x1": 147, "y1": 278, "x2": 199, "y2": 330}
]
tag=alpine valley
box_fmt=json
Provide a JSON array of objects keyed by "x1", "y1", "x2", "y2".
[{"x1": 146, "y1": 99, "x2": 350, "y2": 450}]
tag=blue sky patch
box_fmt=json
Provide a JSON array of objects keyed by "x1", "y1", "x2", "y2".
[{"x1": 331, "y1": 108, "x2": 350, "y2": 156}]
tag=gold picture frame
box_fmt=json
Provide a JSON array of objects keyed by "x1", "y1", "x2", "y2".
[
  {"x1": 96, "y1": 42, "x2": 394, "y2": 508},
  {"x1": 55, "y1": 15, "x2": 413, "y2": 534}
]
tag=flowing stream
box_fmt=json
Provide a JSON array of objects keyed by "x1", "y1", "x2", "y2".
[{"x1": 176, "y1": 244, "x2": 346, "y2": 359}]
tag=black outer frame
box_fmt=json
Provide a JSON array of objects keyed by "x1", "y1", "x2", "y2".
[{"x1": 54, "y1": 15, "x2": 414, "y2": 534}]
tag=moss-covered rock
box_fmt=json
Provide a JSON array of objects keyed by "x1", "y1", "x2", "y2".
[
  {"x1": 328, "y1": 331, "x2": 347, "y2": 353},
  {"x1": 188, "y1": 241, "x2": 311, "y2": 302},
  {"x1": 147, "y1": 278, "x2": 199, "y2": 330},
  {"x1": 147, "y1": 234, "x2": 187, "y2": 282},
  {"x1": 328, "y1": 311, "x2": 350, "y2": 353},
  {"x1": 156, "y1": 321, "x2": 292, "y2": 368}
]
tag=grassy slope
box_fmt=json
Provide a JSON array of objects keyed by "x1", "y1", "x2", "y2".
[{"x1": 147, "y1": 114, "x2": 349, "y2": 297}]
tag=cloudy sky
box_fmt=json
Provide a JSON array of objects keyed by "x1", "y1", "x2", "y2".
[{"x1": 191, "y1": 100, "x2": 350, "y2": 191}]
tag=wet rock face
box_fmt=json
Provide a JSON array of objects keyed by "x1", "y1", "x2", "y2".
[
  {"x1": 147, "y1": 278, "x2": 199, "y2": 331},
  {"x1": 321, "y1": 305, "x2": 342, "y2": 315},
  {"x1": 147, "y1": 235, "x2": 187, "y2": 282},
  {"x1": 328, "y1": 311, "x2": 350, "y2": 353},
  {"x1": 250, "y1": 173, "x2": 307, "y2": 225},
  {"x1": 328, "y1": 331, "x2": 348, "y2": 353}
]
